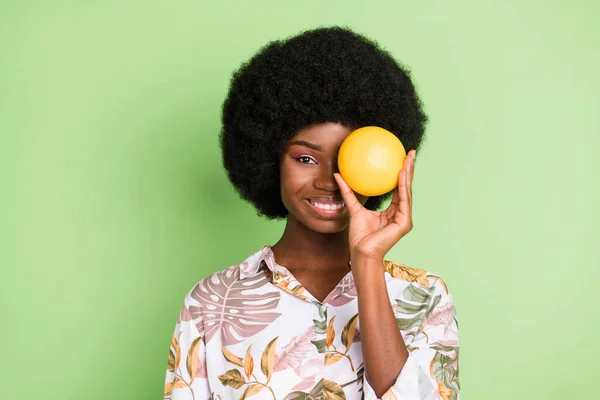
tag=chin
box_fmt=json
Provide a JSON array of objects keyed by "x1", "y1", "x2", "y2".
[{"x1": 299, "y1": 215, "x2": 349, "y2": 234}]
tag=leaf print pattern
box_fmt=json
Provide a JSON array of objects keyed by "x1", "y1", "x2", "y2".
[
  {"x1": 272, "y1": 271, "x2": 311, "y2": 301},
  {"x1": 275, "y1": 325, "x2": 318, "y2": 372},
  {"x1": 218, "y1": 369, "x2": 245, "y2": 388},
  {"x1": 178, "y1": 304, "x2": 193, "y2": 324},
  {"x1": 219, "y1": 338, "x2": 279, "y2": 399},
  {"x1": 290, "y1": 358, "x2": 322, "y2": 391},
  {"x1": 325, "y1": 274, "x2": 357, "y2": 306},
  {"x1": 195, "y1": 352, "x2": 207, "y2": 380},
  {"x1": 341, "y1": 314, "x2": 359, "y2": 350},
  {"x1": 243, "y1": 346, "x2": 254, "y2": 379},
  {"x1": 284, "y1": 378, "x2": 347, "y2": 400},
  {"x1": 354, "y1": 364, "x2": 365, "y2": 394},
  {"x1": 261, "y1": 338, "x2": 278, "y2": 383},
  {"x1": 430, "y1": 342, "x2": 459, "y2": 399},
  {"x1": 427, "y1": 302, "x2": 457, "y2": 331},
  {"x1": 431, "y1": 349, "x2": 459, "y2": 400},
  {"x1": 189, "y1": 266, "x2": 281, "y2": 345},
  {"x1": 384, "y1": 260, "x2": 431, "y2": 287},
  {"x1": 165, "y1": 332, "x2": 205, "y2": 399},
  {"x1": 165, "y1": 246, "x2": 459, "y2": 399},
  {"x1": 311, "y1": 314, "x2": 359, "y2": 371},
  {"x1": 394, "y1": 284, "x2": 441, "y2": 344},
  {"x1": 222, "y1": 345, "x2": 244, "y2": 367}
]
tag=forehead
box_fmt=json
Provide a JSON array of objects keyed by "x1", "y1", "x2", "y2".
[{"x1": 289, "y1": 122, "x2": 354, "y2": 151}]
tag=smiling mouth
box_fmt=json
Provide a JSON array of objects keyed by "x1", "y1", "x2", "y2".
[{"x1": 306, "y1": 199, "x2": 347, "y2": 218}]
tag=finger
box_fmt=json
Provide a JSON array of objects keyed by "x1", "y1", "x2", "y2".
[
  {"x1": 387, "y1": 152, "x2": 411, "y2": 212},
  {"x1": 382, "y1": 187, "x2": 399, "y2": 219},
  {"x1": 396, "y1": 151, "x2": 411, "y2": 200},
  {"x1": 398, "y1": 167, "x2": 410, "y2": 217},
  {"x1": 389, "y1": 180, "x2": 400, "y2": 205},
  {"x1": 408, "y1": 151, "x2": 415, "y2": 207},
  {"x1": 410, "y1": 150, "x2": 416, "y2": 183},
  {"x1": 333, "y1": 173, "x2": 364, "y2": 216}
]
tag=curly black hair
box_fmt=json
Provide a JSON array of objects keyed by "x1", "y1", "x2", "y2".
[{"x1": 219, "y1": 26, "x2": 428, "y2": 219}]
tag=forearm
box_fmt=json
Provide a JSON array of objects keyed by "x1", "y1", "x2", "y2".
[{"x1": 353, "y1": 255, "x2": 409, "y2": 398}]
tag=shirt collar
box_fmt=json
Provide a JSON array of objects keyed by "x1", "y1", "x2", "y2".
[
  {"x1": 238, "y1": 244, "x2": 278, "y2": 279},
  {"x1": 238, "y1": 244, "x2": 358, "y2": 305}
]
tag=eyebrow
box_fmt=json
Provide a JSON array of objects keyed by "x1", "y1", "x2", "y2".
[{"x1": 289, "y1": 140, "x2": 323, "y2": 152}]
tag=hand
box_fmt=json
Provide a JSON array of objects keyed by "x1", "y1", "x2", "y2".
[{"x1": 334, "y1": 150, "x2": 416, "y2": 261}]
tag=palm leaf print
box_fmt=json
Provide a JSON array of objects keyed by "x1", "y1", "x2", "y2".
[
  {"x1": 326, "y1": 275, "x2": 357, "y2": 306},
  {"x1": 430, "y1": 341, "x2": 459, "y2": 400},
  {"x1": 395, "y1": 284, "x2": 441, "y2": 341},
  {"x1": 284, "y1": 378, "x2": 346, "y2": 400},
  {"x1": 189, "y1": 266, "x2": 281, "y2": 345}
]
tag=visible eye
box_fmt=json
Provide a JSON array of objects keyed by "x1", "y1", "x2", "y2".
[{"x1": 295, "y1": 156, "x2": 317, "y2": 165}]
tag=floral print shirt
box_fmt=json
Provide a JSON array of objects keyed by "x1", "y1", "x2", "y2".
[{"x1": 164, "y1": 245, "x2": 460, "y2": 400}]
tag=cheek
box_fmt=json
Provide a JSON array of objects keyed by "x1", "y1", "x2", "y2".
[
  {"x1": 280, "y1": 161, "x2": 312, "y2": 192},
  {"x1": 279, "y1": 162, "x2": 303, "y2": 205}
]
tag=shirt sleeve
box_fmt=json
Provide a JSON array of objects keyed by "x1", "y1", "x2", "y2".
[
  {"x1": 362, "y1": 276, "x2": 460, "y2": 400},
  {"x1": 164, "y1": 290, "x2": 212, "y2": 400}
]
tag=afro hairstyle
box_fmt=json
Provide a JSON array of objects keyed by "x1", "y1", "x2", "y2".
[{"x1": 219, "y1": 26, "x2": 428, "y2": 219}]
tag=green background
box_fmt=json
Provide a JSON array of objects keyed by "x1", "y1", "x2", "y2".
[{"x1": 2, "y1": 0, "x2": 598, "y2": 398}]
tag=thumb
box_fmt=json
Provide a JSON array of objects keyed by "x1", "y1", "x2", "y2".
[{"x1": 333, "y1": 173, "x2": 364, "y2": 216}]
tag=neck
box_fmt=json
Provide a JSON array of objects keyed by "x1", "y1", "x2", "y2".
[{"x1": 271, "y1": 215, "x2": 350, "y2": 272}]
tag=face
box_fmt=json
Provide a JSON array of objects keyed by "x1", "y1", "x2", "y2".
[{"x1": 279, "y1": 122, "x2": 369, "y2": 234}]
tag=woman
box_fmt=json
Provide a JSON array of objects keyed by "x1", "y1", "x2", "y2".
[{"x1": 164, "y1": 26, "x2": 459, "y2": 400}]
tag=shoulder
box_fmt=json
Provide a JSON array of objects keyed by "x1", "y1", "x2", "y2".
[
  {"x1": 180, "y1": 247, "x2": 274, "y2": 310},
  {"x1": 383, "y1": 259, "x2": 454, "y2": 301},
  {"x1": 174, "y1": 265, "x2": 238, "y2": 321},
  {"x1": 385, "y1": 260, "x2": 459, "y2": 338},
  {"x1": 182, "y1": 265, "x2": 244, "y2": 306}
]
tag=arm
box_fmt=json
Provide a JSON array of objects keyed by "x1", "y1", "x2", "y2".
[
  {"x1": 335, "y1": 150, "x2": 459, "y2": 398},
  {"x1": 164, "y1": 293, "x2": 213, "y2": 399},
  {"x1": 353, "y1": 255, "x2": 408, "y2": 397},
  {"x1": 355, "y1": 264, "x2": 460, "y2": 399}
]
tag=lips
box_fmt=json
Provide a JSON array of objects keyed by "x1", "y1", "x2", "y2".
[{"x1": 305, "y1": 197, "x2": 347, "y2": 218}]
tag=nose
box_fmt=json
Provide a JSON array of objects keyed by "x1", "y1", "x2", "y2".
[{"x1": 313, "y1": 160, "x2": 340, "y2": 192}]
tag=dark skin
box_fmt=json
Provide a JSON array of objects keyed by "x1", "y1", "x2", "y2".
[
  {"x1": 271, "y1": 122, "x2": 417, "y2": 397},
  {"x1": 272, "y1": 122, "x2": 368, "y2": 301}
]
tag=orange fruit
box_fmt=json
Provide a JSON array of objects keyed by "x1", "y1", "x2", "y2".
[{"x1": 338, "y1": 126, "x2": 406, "y2": 196}]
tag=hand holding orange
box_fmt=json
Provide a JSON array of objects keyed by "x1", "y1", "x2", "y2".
[{"x1": 337, "y1": 126, "x2": 406, "y2": 196}]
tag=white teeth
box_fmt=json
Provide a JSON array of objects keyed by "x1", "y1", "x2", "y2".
[{"x1": 310, "y1": 201, "x2": 345, "y2": 211}]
